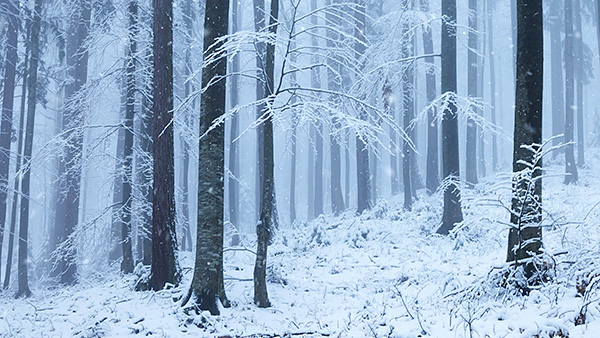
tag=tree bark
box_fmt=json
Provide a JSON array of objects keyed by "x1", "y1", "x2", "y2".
[
  {"x1": 17, "y1": 0, "x2": 43, "y2": 298},
  {"x1": 402, "y1": 3, "x2": 413, "y2": 210},
  {"x1": 0, "y1": 0, "x2": 19, "y2": 277},
  {"x1": 192, "y1": 0, "x2": 230, "y2": 315},
  {"x1": 437, "y1": 0, "x2": 463, "y2": 235},
  {"x1": 506, "y1": 0, "x2": 543, "y2": 283},
  {"x1": 149, "y1": 0, "x2": 180, "y2": 291},
  {"x1": 254, "y1": 0, "x2": 279, "y2": 308},
  {"x1": 564, "y1": 0, "x2": 578, "y2": 184}
]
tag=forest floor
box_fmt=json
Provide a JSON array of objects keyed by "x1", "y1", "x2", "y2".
[{"x1": 2, "y1": 152, "x2": 600, "y2": 337}]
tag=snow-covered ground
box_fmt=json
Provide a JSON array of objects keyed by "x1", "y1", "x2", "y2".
[{"x1": 2, "y1": 154, "x2": 600, "y2": 337}]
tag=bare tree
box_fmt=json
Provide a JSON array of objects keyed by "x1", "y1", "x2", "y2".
[{"x1": 564, "y1": 0, "x2": 578, "y2": 184}]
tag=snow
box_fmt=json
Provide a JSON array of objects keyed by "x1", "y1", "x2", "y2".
[{"x1": 2, "y1": 155, "x2": 600, "y2": 337}]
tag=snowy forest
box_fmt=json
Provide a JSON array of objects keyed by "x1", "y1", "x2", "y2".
[{"x1": 0, "y1": 0, "x2": 600, "y2": 336}]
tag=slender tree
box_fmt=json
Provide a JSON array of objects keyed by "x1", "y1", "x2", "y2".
[
  {"x1": 119, "y1": 0, "x2": 138, "y2": 274},
  {"x1": 437, "y1": 0, "x2": 463, "y2": 234},
  {"x1": 149, "y1": 0, "x2": 180, "y2": 291},
  {"x1": 0, "y1": 0, "x2": 19, "y2": 276},
  {"x1": 487, "y1": 0, "x2": 499, "y2": 170},
  {"x1": 421, "y1": 0, "x2": 438, "y2": 193},
  {"x1": 17, "y1": 0, "x2": 43, "y2": 298},
  {"x1": 564, "y1": 0, "x2": 578, "y2": 184},
  {"x1": 506, "y1": 0, "x2": 544, "y2": 283},
  {"x1": 465, "y1": 0, "x2": 478, "y2": 186},
  {"x1": 228, "y1": 0, "x2": 241, "y2": 246},
  {"x1": 355, "y1": 1, "x2": 371, "y2": 215},
  {"x1": 574, "y1": 0, "x2": 585, "y2": 167},
  {"x1": 311, "y1": 0, "x2": 324, "y2": 218},
  {"x1": 402, "y1": 2, "x2": 414, "y2": 210},
  {"x1": 549, "y1": 0, "x2": 564, "y2": 159},
  {"x1": 384, "y1": 81, "x2": 399, "y2": 195},
  {"x1": 190, "y1": 0, "x2": 230, "y2": 315},
  {"x1": 254, "y1": 0, "x2": 279, "y2": 308},
  {"x1": 5, "y1": 17, "x2": 29, "y2": 290}
]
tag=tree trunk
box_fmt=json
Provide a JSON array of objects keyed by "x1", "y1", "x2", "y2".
[
  {"x1": 4, "y1": 21, "x2": 28, "y2": 289},
  {"x1": 149, "y1": 0, "x2": 180, "y2": 291},
  {"x1": 437, "y1": 0, "x2": 463, "y2": 235},
  {"x1": 355, "y1": 1, "x2": 371, "y2": 215},
  {"x1": 254, "y1": 0, "x2": 279, "y2": 308},
  {"x1": 0, "y1": 0, "x2": 19, "y2": 277},
  {"x1": 119, "y1": 0, "x2": 138, "y2": 274},
  {"x1": 191, "y1": 0, "x2": 230, "y2": 315},
  {"x1": 465, "y1": 0, "x2": 478, "y2": 186},
  {"x1": 506, "y1": 0, "x2": 543, "y2": 284},
  {"x1": 564, "y1": 0, "x2": 578, "y2": 184},
  {"x1": 228, "y1": 0, "x2": 241, "y2": 246},
  {"x1": 311, "y1": 0, "x2": 324, "y2": 217},
  {"x1": 53, "y1": 0, "x2": 92, "y2": 285},
  {"x1": 17, "y1": 0, "x2": 43, "y2": 298},
  {"x1": 487, "y1": 0, "x2": 499, "y2": 170},
  {"x1": 574, "y1": 0, "x2": 585, "y2": 167},
  {"x1": 421, "y1": 0, "x2": 438, "y2": 194}
]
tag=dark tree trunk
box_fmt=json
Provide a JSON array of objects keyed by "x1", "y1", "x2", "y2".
[
  {"x1": 506, "y1": 0, "x2": 543, "y2": 283},
  {"x1": 254, "y1": 0, "x2": 279, "y2": 309},
  {"x1": 0, "y1": 0, "x2": 19, "y2": 276},
  {"x1": 4, "y1": 21, "x2": 28, "y2": 290},
  {"x1": 120, "y1": 0, "x2": 138, "y2": 274},
  {"x1": 574, "y1": 0, "x2": 585, "y2": 167},
  {"x1": 191, "y1": 0, "x2": 230, "y2": 315},
  {"x1": 345, "y1": 130, "x2": 350, "y2": 208},
  {"x1": 465, "y1": 0, "x2": 478, "y2": 186},
  {"x1": 421, "y1": 0, "x2": 438, "y2": 193},
  {"x1": 253, "y1": 0, "x2": 266, "y2": 224},
  {"x1": 53, "y1": 0, "x2": 92, "y2": 285},
  {"x1": 228, "y1": 0, "x2": 241, "y2": 246},
  {"x1": 289, "y1": 22, "x2": 298, "y2": 224},
  {"x1": 149, "y1": 0, "x2": 180, "y2": 291},
  {"x1": 549, "y1": 0, "x2": 564, "y2": 159},
  {"x1": 437, "y1": 0, "x2": 463, "y2": 235},
  {"x1": 17, "y1": 0, "x2": 43, "y2": 298},
  {"x1": 478, "y1": 6, "x2": 486, "y2": 178},
  {"x1": 564, "y1": 0, "x2": 578, "y2": 184},
  {"x1": 487, "y1": 0, "x2": 499, "y2": 170},
  {"x1": 355, "y1": 1, "x2": 371, "y2": 215}
]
